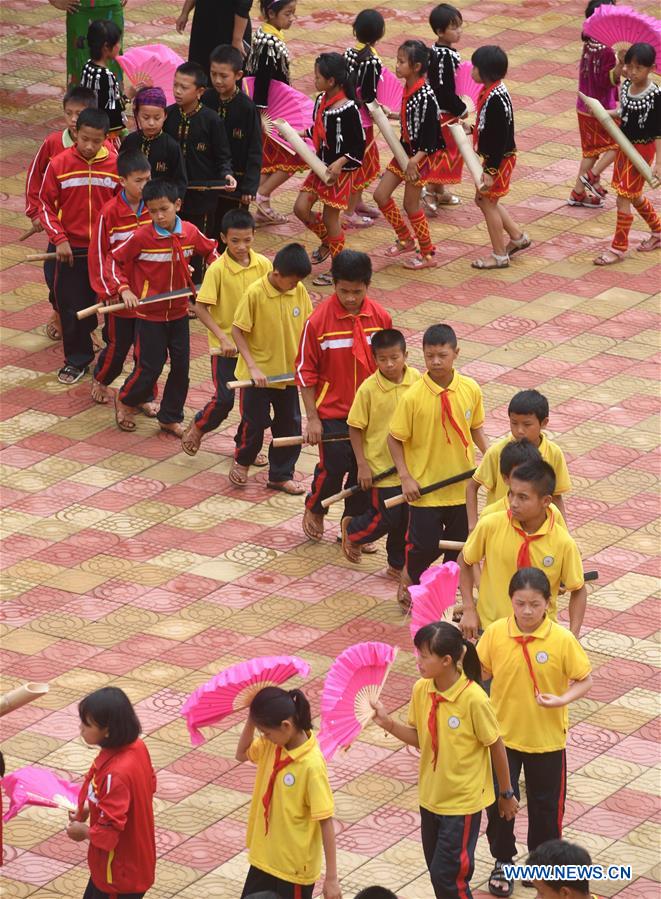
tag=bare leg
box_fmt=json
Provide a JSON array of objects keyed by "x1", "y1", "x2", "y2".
[
  {"x1": 476, "y1": 193, "x2": 507, "y2": 256},
  {"x1": 591, "y1": 149, "x2": 616, "y2": 179},
  {"x1": 293, "y1": 190, "x2": 315, "y2": 226},
  {"x1": 258, "y1": 170, "x2": 291, "y2": 199},
  {"x1": 498, "y1": 203, "x2": 523, "y2": 240},
  {"x1": 573, "y1": 157, "x2": 595, "y2": 195},
  {"x1": 322, "y1": 204, "x2": 342, "y2": 240}
]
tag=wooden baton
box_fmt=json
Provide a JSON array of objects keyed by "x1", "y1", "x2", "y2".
[
  {"x1": 272, "y1": 433, "x2": 350, "y2": 448},
  {"x1": 19, "y1": 225, "x2": 39, "y2": 242},
  {"x1": 77, "y1": 285, "x2": 198, "y2": 319},
  {"x1": 26, "y1": 250, "x2": 88, "y2": 262},
  {"x1": 321, "y1": 466, "x2": 398, "y2": 509},
  {"x1": 227, "y1": 373, "x2": 295, "y2": 389},
  {"x1": 384, "y1": 468, "x2": 477, "y2": 510}
]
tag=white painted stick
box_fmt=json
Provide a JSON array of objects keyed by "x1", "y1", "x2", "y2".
[
  {"x1": 272, "y1": 119, "x2": 332, "y2": 184},
  {"x1": 366, "y1": 101, "x2": 410, "y2": 172},
  {"x1": 448, "y1": 122, "x2": 484, "y2": 189}
]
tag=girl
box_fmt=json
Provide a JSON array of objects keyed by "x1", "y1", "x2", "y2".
[
  {"x1": 478, "y1": 568, "x2": 593, "y2": 898},
  {"x1": 372, "y1": 622, "x2": 518, "y2": 899},
  {"x1": 344, "y1": 8, "x2": 386, "y2": 227},
  {"x1": 80, "y1": 20, "x2": 126, "y2": 140},
  {"x1": 470, "y1": 45, "x2": 530, "y2": 270},
  {"x1": 373, "y1": 40, "x2": 443, "y2": 270},
  {"x1": 66, "y1": 687, "x2": 156, "y2": 899},
  {"x1": 120, "y1": 87, "x2": 187, "y2": 198},
  {"x1": 236, "y1": 686, "x2": 341, "y2": 899},
  {"x1": 294, "y1": 53, "x2": 365, "y2": 287},
  {"x1": 246, "y1": 0, "x2": 302, "y2": 224}
]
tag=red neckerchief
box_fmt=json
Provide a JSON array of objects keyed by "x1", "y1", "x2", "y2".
[
  {"x1": 513, "y1": 635, "x2": 541, "y2": 696},
  {"x1": 262, "y1": 746, "x2": 293, "y2": 834},
  {"x1": 170, "y1": 229, "x2": 197, "y2": 299},
  {"x1": 428, "y1": 679, "x2": 472, "y2": 770},
  {"x1": 473, "y1": 80, "x2": 502, "y2": 149},
  {"x1": 440, "y1": 387, "x2": 469, "y2": 456},
  {"x1": 401, "y1": 77, "x2": 426, "y2": 143},
  {"x1": 351, "y1": 316, "x2": 372, "y2": 370},
  {"x1": 312, "y1": 90, "x2": 348, "y2": 151},
  {"x1": 507, "y1": 509, "x2": 553, "y2": 568}
]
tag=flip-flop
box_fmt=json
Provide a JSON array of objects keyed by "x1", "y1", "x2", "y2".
[
  {"x1": 302, "y1": 507, "x2": 324, "y2": 541},
  {"x1": 181, "y1": 423, "x2": 202, "y2": 456},
  {"x1": 341, "y1": 517, "x2": 362, "y2": 563},
  {"x1": 114, "y1": 394, "x2": 136, "y2": 431},
  {"x1": 311, "y1": 244, "x2": 331, "y2": 265},
  {"x1": 267, "y1": 479, "x2": 306, "y2": 495}
]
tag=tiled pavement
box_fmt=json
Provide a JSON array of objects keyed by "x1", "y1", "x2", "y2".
[{"x1": 0, "y1": 0, "x2": 660, "y2": 897}]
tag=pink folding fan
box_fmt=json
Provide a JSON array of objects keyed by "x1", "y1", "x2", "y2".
[
  {"x1": 181, "y1": 655, "x2": 311, "y2": 746},
  {"x1": 583, "y1": 5, "x2": 661, "y2": 61},
  {"x1": 376, "y1": 66, "x2": 403, "y2": 113},
  {"x1": 243, "y1": 77, "x2": 315, "y2": 152},
  {"x1": 455, "y1": 61, "x2": 482, "y2": 116},
  {"x1": 117, "y1": 44, "x2": 185, "y2": 106},
  {"x1": 2, "y1": 766, "x2": 79, "y2": 821},
  {"x1": 409, "y1": 561, "x2": 460, "y2": 645}
]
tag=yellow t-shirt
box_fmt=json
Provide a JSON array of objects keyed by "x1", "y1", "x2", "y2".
[
  {"x1": 462, "y1": 509, "x2": 584, "y2": 631},
  {"x1": 389, "y1": 371, "x2": 485, "y2": 506},
  {"x1": 407, "y1": 673, "x2": 499, "y2": 815},
  {"x1": 478, "y1": 616, "x2": 592, "y2": 753},
  {"x1": 196, "y1": 249, "x2": 272, "y2": 347},
  {"x1": 347, "y1": 366, "x2": 421, "y2": 488},
  {"x1": 234, "y1": 275, "x2": 313, "y2": 388},
  {"x1": 481, "y1": 495, "x2": 568, "y2": 530},
  {"x1": 473, "y1": 433, "x2": 572, "y2": 506},
  {"x1": 246, "y1": 733, "x2": 334, "y2": 885}
]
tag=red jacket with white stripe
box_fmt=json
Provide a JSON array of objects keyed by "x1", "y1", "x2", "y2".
[
  {"x1": 295, "y1": 292, "x2": 392, "y2": 419},
  {"x1": 111, "y1": 218, "x2": 218, "y2": 322},
  {"x1": 38, "y1": 145, "x2": 120, "y2": 248}
]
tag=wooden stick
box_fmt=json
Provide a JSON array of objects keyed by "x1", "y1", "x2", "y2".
[
  {"x1": 272, "y1": 119, "x2": 332, "y2": 184},
  {"x1": 227, "y1": 373, "x2": 295, "y2": 389},
  {"x1": 272, "y1": 433, "x2": 349, "y2": 448},
  {"x1": 438, "y1": 540, "x2": 465, "y2": 551},
  {"x1": 19, "y1": 225, "x2": 39, "y2": 242},
  {"x1": 209, "y1": 347, "x2": 239, "y2": 357},
  {"x1": 448, "y1": 122, "x2": 484, "y2": 189},
  {"x1": 321, "y1": 466, "x2": 398, "y2": 509},
  {"x1": 186, "y1": 180, "x2": 232, "y2": 191},
  {"x1": 366, "y1": 101, "x2": 409, "y2": 173},
  {"x1": 77, "y1": 286, "x2": 197, "y2": 320},
  {"x1": 26, "y1": 251, "x2": 88, "y2": 262},
  {"x1": 384, "y1": 468, "x2": 477, "y2": 509},
  {"x1": 0, "y1": 682, "x2": 49, "y2": 717}
]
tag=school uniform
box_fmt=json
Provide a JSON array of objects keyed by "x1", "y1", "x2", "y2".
[
  {"x1": 408, "y1": 673, "x2": 499, "y2": 899},
  {"x1": 345, "y1": 366, "x2": 421, "y2": 570},
  {"x1": 481, "y1": 496, "x2": 568, "y2": 530},
  {"x1": 474, "y1": 81, "x2": 516, "y2": 199},
  {"x1": 473, "y1": 433, "x2": 572, "y2": 507},
  {"x1": 233, "y1": 275, "x2": 313, "y2": 481},
  {"x1": 193, "y1": 249, "x2": 272, "y2": 434},
  {"x1": 120, "y1": 130, "x2": 187, "y2": 198},
  {"x1": 478, "y1": 616, "x2": 592, "y2": 861},
  {"x1": 462, "y1": 508, "x2": 585, "y2": 631},
  {"x1": 428, "y1": 44, "x2": 467, "y2": 185},
  {"x1": 389, "y1": 371, "x2": 484, "y2": 583},
  {"x1": 295, "y1": 293, "x2": 392, "y2": 518},
  {"x1": 80, "y1": 60, "x2": 126, "y2": 136},
  {"x1": 345, "y1": 44, "x2": 382, "y2": 190}
]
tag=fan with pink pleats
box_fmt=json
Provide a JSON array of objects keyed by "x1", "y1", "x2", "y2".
[
  {"x1": 317, "y1": 641, "x2": 398, "y2": 760},
  {"x1": 409, "y1": 561, "x2": 460, "y2": 645},
  {"x1": 243, "y1": 77, "x2": 315, "y2": 153},
  {"x1": 583, "y1": 5, "x2": 661, "y2": 61},
  {"x1": 181, "y1": 655, "x2": 311, "y2": 746},
  {"x1": 3, "y1": 766, "x2": 79, "y2": 821},
  {"x1": 376, "y1": 66, "x2": 403, "y2": 113},
  {"x1": 117, "y1": 44, "x2": 185, "y2": 106},
  {"x1": 455, "y1": 61, "x2": 482, "y2": 116}
]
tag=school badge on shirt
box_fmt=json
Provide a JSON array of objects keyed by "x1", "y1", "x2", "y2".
[
  {"x1": 542, "y1": 555, "x2": 554, "y2": 567},
  {"x1": 536, "y1": 652, "x2": 549, "y2": 664},
  {"x1": 283, "y1": 773, "x2": 295, "y2": 786},
  {"x1": 292, "y1": 307, "x2": 301, "y2": 317},
  {"x1": 447, "y1": 716, "x2": 460, "y2": 729}
]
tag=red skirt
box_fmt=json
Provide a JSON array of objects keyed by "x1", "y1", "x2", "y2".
[
  {"x1": 612, "y1": 141, "x2": 656, "y2": 199},
  {"x1": 262, "y1": 133, "x2": 306, "y2": 174},
  {"x1": 386, "y1": 150, "x2": 443, "y2": 187},
  {"x1": 577, "y1": 109, "x2": 617, "y2": 158},
  {"x1": 481, "y1": 154, "x2": 516, "y2": 200},
  {"x1": 352, "y1": 126, "x2": 380, "y2": 191},
  {"x1": 301, "y1": 169, "x2": 354, "y2": 209},
  {"x1": 428, "y1": 115, "x2": 464, "y2": 185}
]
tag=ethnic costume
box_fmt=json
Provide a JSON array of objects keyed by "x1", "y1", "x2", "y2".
[
  {"x1": 345, "y1": 45, "x2": 382, "y2": 190},
  {"x1": 474, "y1": 81, "x2": 516, "y2": 200},
  {"x1": 428, "y1": 44, "x2": 467, "y2": 185},
  {"x1": 120, "y1": 130, "x2": 187, "y2": 197},
  {"x1": 80, "y1": 59, "x2": 126, "y2": 137},
  {"x1": 577, "y1": 38, "x2": 619, "y2": 157}
]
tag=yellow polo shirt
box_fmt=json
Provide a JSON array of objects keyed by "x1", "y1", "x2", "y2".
[
  {"x1": 197, "y1": 249, "x2": 272, "y2": 347},
  {"x1": 462, "y1": 509, "x2": 584, "y2": 631},
  {"x1": 389, "y1": 371, "x2": 485, "y2": 506},
  {"x1": 478, "y1": 616, "x2": 592, "y2": 753},
  {"x1": 473, "y1": 433, "x2": 572, "y2": 506},
  {"x1": 246, "y1": 733, "x2": 334, "y2": 885},
  {"x1": 407, "y1": 673, "x2": 499, "y2": 815},
  {"x1": 234, "y1": 275, "x2": 313, "y2": 387},
  {"x1": 347, "y1": 366, "x2": 421, "y2": 488},
  {"x1": 481, "y1": 496, "x2": 568, "y2": 531}
]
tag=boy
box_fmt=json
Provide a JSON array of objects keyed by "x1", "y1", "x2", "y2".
[
  {"x1": 120, "y1": 87, "x2": 187, "y2": 198},
  {"x1": 39, "y1": 108, "x2": 121, "y2": 384},
  {"x1": 113, "y1": 179, "x2": 218, "y2": 434},
  {"x1": 527, "y1": 839, "x2": 599, "y2": 898},
  {"x1": 231, "y1": 243, "x2": 313, "y2": 494},
  {"x1": 88, "y1": 150, "x2": 153, "y2": 406},
  {"x1": 467, "y1": 389, "x2": 571, "y2": 530},
  {"x1": 341, "y1": 329, "x2": 420, "y2": 576},
  {"x1": 181, "y1": 207, "x2": 272, "y2": 457},
  {"x1": 478, "y1": 568, "x2": 592, "y2": 898},
  {"x1": 388, "y1": 323, "x2": 487, "y2": 611},
  {"x1": 295, "y1": 250, "x2": 392, "y2": 542},
  {"x1": 459, "y1": 460, "x2": 587, "y2": 639}
]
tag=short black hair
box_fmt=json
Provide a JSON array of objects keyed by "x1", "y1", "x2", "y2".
[
  {"x1": 509, "y1": 566, "x2": 551, "y2": 601},
  {"x1": 398, "y1": 39, "x2": 430, "y2": 76},
  {"x1": 176, "y1": 61, "x2": 208, "y2": 89},
  {"x1": 221, "y1": 207, "x2": 256, "y2": 233},
  {"x1": 509, "y1": 459, "x2": 556, "y2": 498},
  {"x1": 354, "y1": 889, "x2": 399, "y2": 899},
  {"x1": 429, "y1": 3, "x2": 463, "y2": 34},
  {"x1": 371, "y1": 328, "x2": 406, "y2": 355},
  {"x1": 78, "y1": 686, "x2": 141, "y2": 749},
  {"x1": 584, "y1": 0, "x2": 615, "y2": 19},
  {"x1": 259, "y1": 0, "x2": 295, "y2": 16},
  {"x1": 527, "y1": 839, "x2": 592, "y2": 894},
  {"x1": 76, "y1": 108, "x2": 110, "y2": 134},
  {"x1": 87, "y1": 19, "x2": 122, "y2": 60},
  {"x1": 117, "y1": 150, "x2": 151, "y2": 178},
  {"x1": 471, "y1": 45, "x2": 508, "y2": 81},
  {"x1": 353, "y1": 9, "x2": 386, "y2": 45},
  {"x1": 423, "y1": 323, "x2": 457, "y2": 348},
  {"x1": 63, "y1": 85, "x2": 98, "y2": 110},
  {"x1": 143, "y1": 179, "x2": 180, "y2": 204},
  {"x1": 499, "y1": 438, "x2": 542, "y2": 477},
  {"x1": 209, "y1": 43, "x2": 244, "y2": 72},
  {"x1": 331, "y1": 249, "x2": 372, "y2": 285},
  {"x1": 624, "y1": 42, "x2": 656, "y2": 67},
  {"x1": 508, "y1": 389, "x2": 549, "y2": 423},
  {"x1": 273, "y1": 242, "x2": 312, "y2": 278}
]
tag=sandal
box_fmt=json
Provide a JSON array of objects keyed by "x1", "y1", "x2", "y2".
[
  {"x1": 384, "y1": 239, "x2": 416, "y2": 258},
  {"x1": 267, "y1": 479, "x2": 306, "y2": 495},
  {"x1": 181, "y1": 423, "x2": 202, "y2": 456},
  {"x1": 229, "y1": 461, "x2": 249, "y2": 487},
  {"x1": 90, "y1": 379, "x2": 109, "y2": 404},
  {"x1": 568, "y1": 190, "x2": 603, "y2": 207},
  {"x1": 403, "y1": 253, "x2": 438, "y2": 270},
  {"x1": 594, "y1": 248, "x2": 625, "y2": 266},
  {"x1": 356, "y1": 202, "x2": 379, "y2": 218},
  {"x1": 91, "y1": 331, "x2": 104, "y2": 353},
  {"x1": 435, "y1": 192, "x2": 460, "y2": 206},
  {"x1": 138, "y1": 402, "x2": 158, "y2": 417},
  {"x1": 580, "y1": 171, "x2": 608, "y2": 198},
  {"x1": 57, "y1": 364, "x2": 87, "y2": 385},
  {"x1": 385, "y1": 565, "x2": 402, "y2": 580},
  {"x1": 253, "y1": 453, "x2": 268, "y2": 467},
  {"x1": 361, "y1": 543, "x2": 378, "y2": 554},
  {"x1": 46, "y1": 313, "x2": 61, "y2": 341},
  {"x1": 471, "y1": 253, "x2": 510, "y2": 270},
  {"x1": 303, "y1": 507, "x2": 324, "y2": 542},
  {"x1": 638, "y1": 233, "x2": 661, "y2": 252},
  {"x1": 160, "y1": 422, "x2": 185, "y2": 437},
  {"x1": 114, "y1": 394, "x2": 136, "y2": 431},
  {"x1": 505, "y1": 233, "x2": 531, "y2": 256},
  {"x1": 488, "y1": 861, "x2": 513, "y2": 897},
  {"x1": 255, "y1": 197, "x2": 289, "y2": 225},
  {"x1": 311, "y1": 244, "x2": 331, "y2": 265},
  {"x1": 343, "y1": 213, "x2": 375, "y2": 229},
  {"x1": 421, "y1": 188, "x2": 439, "y2": 216},
  {"x1": 397, "y1": 580, "x2": 412, "y2": 614},
  {"x1": 341, "y1": 517, "x2": 362, "y2": 563},
  {"x1": 312, "y1": 272, "x2": 333, "y2": 287}
]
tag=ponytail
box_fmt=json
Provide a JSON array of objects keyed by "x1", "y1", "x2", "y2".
[
  {"x1": 316, "y1": 52, "x2": 357, "y2": 103},
  {"x1": 461, "y1": 639, "x2": 482, "y2": 685},
  {"x1": 250, "y1": 685, "x2": 313, "y2": 732},
  {"x1": 414, "y1": 621, "x2": 482, "y2": 688}
]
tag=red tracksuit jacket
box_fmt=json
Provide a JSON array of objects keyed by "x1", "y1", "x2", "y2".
[
  {"x1": 39, "y1": 144, "x2": 120, "y2": 248},
  {"x1": 111, "y1": 218, "x2": 218, "y2": 321},
  {"x1": 78, "y1": 739, "x2": 156, "y2": 895},
  {"x1": 295, "y1": 292, "x2": 392, "y2": 419}
]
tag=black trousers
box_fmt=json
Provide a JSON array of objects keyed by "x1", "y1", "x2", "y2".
[
  {"x1": 94, "y1": 315, "x2": 136, "y2": 386},
  {"x1": 44, "y1": 242, "x2": 56, "y2": 310},
  {"x1": 241, "y1": 865, "x2": 313, "y2": 899},
  {"x1": 181, "y1": 210, "x2": 214, "y2": 282},
  {"x1": 119, "y1": 316, "x2": 189, "y2": 424},
  {"x1": 487, "y1": 747, "x2": 566, "y2": 863},
  {"x1": 347, "y1": 485, "x2": 408, "y2": 569},
  {"x1": 82, "y1": 879, "x2": 145, "y2": 899},
  {"x1": 53, "y1": 252, "x2": 97, "y2": 370},
  {"x1": 305, "y1": 418, "x2": 370, "y2": 519},
  {"x1": 420, "y1": 807, "x2": 481, "y2": 899},
  {"x1": 213, "y1": 194, "x2": 243, "y2": 247},
  {"x1": 194, "y1": 354, "x2": 236, "y2": 433},
  {"x1": 406, "y1": 503, "x2": 468, "y2": 584},
  {"x1": 234, "y1": 385, "x2": 301, "y2": 481}
]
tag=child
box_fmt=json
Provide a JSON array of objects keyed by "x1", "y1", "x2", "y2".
[
  {"x1": 39, "y1": 108, "x2": 120, "y2": 385},
  {"x1": 246, "y1": 0, "x2": 303, "y2": 224},
  {"x1": 373, "y1": 40, "x2": 443, "y2": 270},
  {"x1": 569, "y1": 0, "x2": 620, "y2": 208},
  {"x1": 66, "y1": 687, "x2": 156, "y2": 899},
  {"x1": 372, "y1": 622, "x2": 518, "y2": 899},
  {"x1": 478, "y1": 568, "x2": 592, "y2": 898},
  {"x1": 344, "y1": 8, "x2": 386, "y2": 226},
  {"x1": 236, "y1": 686, "x2": 340, "y2": 899},
  {"x1": 294, "y1": 52, "x2": 365, "y2": 287},
  {"x1": 459, "y1": 459, "x2": 587, "y2": 639},
  {"x1": 470, "y1": 45, "x2": 530, "y2": 270},
  {"x1": 231, "y1": 243, "x2": 312, "y2": 493},
  {"x1": 112, "y1": 179, "x2": 218, "y2": 434},
  {"x1": 80, "y1": 20, "x2": 126, "y2": 139},
  {"x1": 388, "y1": 323, "x2": 487, "y2": 611},
  {"x1": 120, "y1": 86, "x2": 187, "y2": 197},
  {"x1": 295, "y1": 250, "x2": 392, "y2": 541},
  {"x1": 355, "y1": 890, "x2": 398, "y2": 899},
  {"x1": 527, "y1": 839, "x2": 597, "y2": 898},
  {"x1": 593, "y1": 42, "x2": 661, "y2": 265},
  {"x1": 181, "y1": 207, "x2": 272, "y2": 456},
  {"x1": 341, "y1": 329, "x2": 421, "y2": 575},
  {"x1": 467, "y1": 389, "x2": 571, "y2": 529}
]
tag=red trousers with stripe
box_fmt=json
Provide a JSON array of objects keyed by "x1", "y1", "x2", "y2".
[
  {"x1": 420, "y1": 807, "x2": 481, "y2": 899},
  {"x1": 241, "y1": 864, "x2": 313, "y2": 899},
  {"x1": 347, "y1": 485, "x2": 409, "y2": 570}
]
